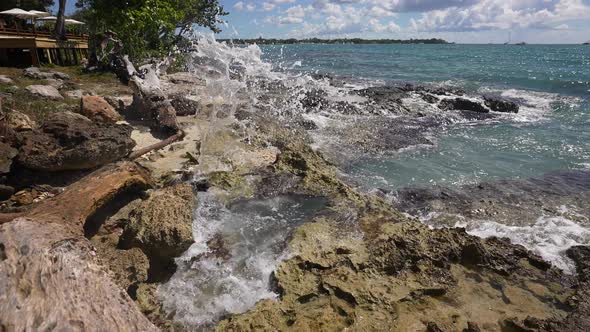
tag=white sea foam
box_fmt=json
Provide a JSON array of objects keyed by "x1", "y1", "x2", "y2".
[
  {"x1": 454, "y1": 215, "x2": 590, "y2": 274},
  {"x1": 159, "y1": 192, "x2": 325, "y2": 330}
]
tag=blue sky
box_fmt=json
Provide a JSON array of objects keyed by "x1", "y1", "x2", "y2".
[{"x1": 56, "y1": 0, "x2": 590, "y2": 43}]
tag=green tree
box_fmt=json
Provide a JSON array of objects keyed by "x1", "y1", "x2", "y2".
[
  {"x1": 0, "y1": 0, "x2": 54, "y2": 11},
  {"x1": 74, "y1": 0, "x2": 227, "y2": 62}
]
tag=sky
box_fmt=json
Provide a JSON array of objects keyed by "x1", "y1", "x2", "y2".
[{"x1": 55, "y1": 0, "x2": 590, "y2": 43}]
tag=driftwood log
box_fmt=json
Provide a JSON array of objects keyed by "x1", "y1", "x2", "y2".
[{"x1": 0, "y1": 162, "x2": 158, "y2": 330}]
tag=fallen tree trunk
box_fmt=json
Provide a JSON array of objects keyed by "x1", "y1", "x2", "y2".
[
  {"x1": 0, "y1": 218, "x2": 159, "y2": 331},
  {"x1": 27, "y1": 161, "x2": 153, "y2": 230},
  {"x1": 0, "y1": 161, "x2": 158, "y2": 330}
]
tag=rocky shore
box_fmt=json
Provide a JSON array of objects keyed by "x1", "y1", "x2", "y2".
[{"x1": 0, "y1": 63, "x2": 588, "y2": 332}]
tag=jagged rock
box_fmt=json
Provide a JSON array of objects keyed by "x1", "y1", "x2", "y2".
[
  {"x1": 484, "y1": 96, "x2": 519, "y2": 113},
  {"x1": 14, "y1": 111, "x2": 135, "y2": 172},
  {"x1": 0, "y1": 218, "x2": 158, "y2": 331},
  {"x1": 0, "y1": 75, "x2": 13, "y2": 84},
  {"x1": 120, "y1": 183, "x2": 195, "y2": 265},
  {"x1": 64, "y1": 89, "x2": 85, "y2": 99},
  {"x1": 217, "y1": 219, "x2": 573, "y2": 331},
  {"x1": 567, "y1": 246, "x2": 590, "y2": 282},
  {"x1": 92, "y1": 233, "x2": 150, "y2": 291},
  {"x1": 25, "y1": 85, "x2": 63, "y2": 100},
  {"x1": 3, "y1": 109, "x2": 36, "y2": 132},
  {"x1": 0, "y1": 142, "x2": 17, "y2": 174},
  {"x1": 80, "y1": 95, "x2": 123, "y2": 124},
  {"x1": 439, "y1": 97, "x2": 489, "y2": 113},
  {"x1": 23, "y1": 67, "x2": 70, "y2": 80},
  {"x1": 170, "y1": 94, "x2": 201, "y2": 116}
]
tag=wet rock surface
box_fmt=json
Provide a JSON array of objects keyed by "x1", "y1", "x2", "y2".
[
  {"x1": 217, "y1": 218, "x2": 576, "y2": 331},
  {"x1": 392, "y1": 170, "x2": 590, "y2": 227},
  {"x1": 13, "y1": 111, "x2": 135, "y2": 171},
  {"x1": 120, "y1": 183, "x2": 195, "y2": 270}
]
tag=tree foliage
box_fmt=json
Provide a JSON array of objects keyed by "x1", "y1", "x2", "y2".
[
  {"x1": 0, "y1": 0, "x2": 54, "y2": 11},
  {"x1": 74, "y1": 0, "x2": 227, "y2": 62}
]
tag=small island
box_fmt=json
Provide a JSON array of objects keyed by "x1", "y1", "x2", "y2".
[{"x1": 219, "y1": 37, "x2": 450, "y2": 45}]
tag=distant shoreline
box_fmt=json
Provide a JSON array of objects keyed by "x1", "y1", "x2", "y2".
[{"x1": 218, "y1": 38, "x2": 449, "y2": 45}]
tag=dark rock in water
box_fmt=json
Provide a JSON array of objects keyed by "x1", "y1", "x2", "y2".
[
  {"x1": 14, "y1": 111, "x2": 136, "y2": 172},
  {"x1": 301, "y1": 89, "x2": 328, "y2": 111},
  {"x1": 0, "y1": 184, "x2": 14, "y2": 201},
  {"x1": 567, "y1": 246, "x2": 590, "y2": 282},
  {"x1": 421, "y1": 93, "x2": 440, "y2": 104},
  {"x1": 393, "y1": 170, "x2": 590, "y2": 227},
  {"x1": 484, "y1": 96, "x2": 519, "y2": 113},
  {"x1": 439, "y1": 98, "x2": 489, "y2": 113},
  {"x1": 170, "y1": 95, "x2": 201, "y2": 116},
  {"x1": 295, "y1": 118, "x2": 318, "y2": 130},
  {"x1": 0, "y1": 142, "x2": 18, "y2": 174}
]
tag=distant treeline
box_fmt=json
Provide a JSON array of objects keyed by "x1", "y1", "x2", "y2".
[{"x1": 218, "y1": 38, "x2": 450, "y2": 45}]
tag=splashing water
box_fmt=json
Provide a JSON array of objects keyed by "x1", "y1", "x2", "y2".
[{"x1": 159, "y1": 192, "x2": 326, "y2": 330}]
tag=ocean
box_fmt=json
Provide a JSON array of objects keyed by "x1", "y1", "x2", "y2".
[
  {"x1": 160, "y1": 40, "x2": 590, "y2": 329},
  {"x1": 262, "y1": 43, "x2": 590, "y2": 188}
]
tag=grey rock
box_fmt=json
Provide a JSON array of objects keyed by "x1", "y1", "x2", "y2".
[
  {"x1": 64, "y1": 89, "x2": 85, "y2": 99},
  {"x1": 23, "y1": 67, "x2": 70, "y2": 80},
  {"x1": 0, "y1": 75, "x2": 13, "y2": 84},
  {"x1": 25, "y1": 85, "x2": 63, "y2": 100}
]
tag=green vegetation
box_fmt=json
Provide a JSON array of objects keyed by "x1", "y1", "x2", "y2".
[
  {"x1": 0, "y1": 0, "x2": 54, "y2": 11},
  {"x1": 220, "y1": 38, "x2": 450, "y2": 45},
  {"x1": 73, "y1": 0, "x2": 228, "y2": 62}
]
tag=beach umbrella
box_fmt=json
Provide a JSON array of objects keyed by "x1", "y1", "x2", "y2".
[
  {"x1": 28, "y1": 10, "x2": 52, "y2": 18},
  {"x1": 0, "y1": 8, "x2": 38, "y2": 19},
  {"x1": 37, "y1": 16, "x2": 57, "y2": 21},
  {"x1": 65, "y1": 19, "x2": 85, "y2": 25}
]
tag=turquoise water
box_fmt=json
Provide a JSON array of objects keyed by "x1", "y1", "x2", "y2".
[{"x1": 262, "y1": 44, "x2": 590, "y2": 188}]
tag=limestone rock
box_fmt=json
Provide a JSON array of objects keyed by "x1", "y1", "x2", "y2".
[
  {"x1": 23, "y1": 67, "x2": 70, "y2": 80},
  {"x1": 0, "y1": 218, "x2": 158, "y2": 331},
  {"x1": 0, "y1": 142, "x2": 17, "y2": 174},
  {"x1": 121, "y1": 183, "x2": 195, "y2": 263},
  {"x1": 0, "y1": 75, "x2": 13, "y2": 84},
  {"x1": 91, "y1": 233, "x2": 150, "y2": 291},
  {"x1": 80, "y1": 95, "x2": 123, "y2": 124},
  {"x1": 3, "y1": 108, "x2": 36, "y2": 132},
  {"x1": 25, "y1": 85, "x2": 63, "y2": 100},
  {"x1": 218, "y1": 219, "x2": 574, "y2": 331},
  {"x1": 14, "y1": 111, "x2": 135, "y2": 172}
]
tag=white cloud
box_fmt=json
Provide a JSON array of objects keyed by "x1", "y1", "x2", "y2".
[
  {"x1": 233, "y1": 1, "x2": 255, "y2": 12},
  {"x1": 410, "y1": 0, "x2": 590, "y2": 32}
]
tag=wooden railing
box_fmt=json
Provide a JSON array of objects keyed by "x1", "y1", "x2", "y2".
[{"x1": 0, "y1": 26, "x2": 88, "y2": 41}]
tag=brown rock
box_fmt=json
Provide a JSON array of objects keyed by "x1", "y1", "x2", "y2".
[
  {"x1": 120, "y1": 183, "x2": 195, "y2": 265},
  {"x1": 14, "y1": 111, "x2": 135, "y2": 172},
  {"x1": 0, "y1": 142, "x2": 17, "y2": 174},
  {"x1": 80, "y1": 95, "x2": 123, "y2": 124},
  {"x1": 4, "y1": 109, "x2": 36, "y2": 132}
]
